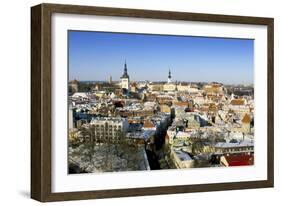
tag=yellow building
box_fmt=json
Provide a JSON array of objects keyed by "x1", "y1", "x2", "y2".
[
  {"x1": 163, "y1": 83, "x2": 177, "y2": 91},
  {"x1": 160, "y1": 104, "x2": 171, "y2": 113},
  {"x1": 148, "y1": 83, "x2": 163, "y2": 91},
  {"x1": 241, "y1": 113, "x2": 251, "y2": 133}
]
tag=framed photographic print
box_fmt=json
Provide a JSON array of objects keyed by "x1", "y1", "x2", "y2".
[{"x1": 31, "y1": 3, "x2": 274, "y2": 202}]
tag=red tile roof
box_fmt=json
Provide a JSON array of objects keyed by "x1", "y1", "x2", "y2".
[{"x1": 223, "y1": 154, "x2": 254, "y2": 166}]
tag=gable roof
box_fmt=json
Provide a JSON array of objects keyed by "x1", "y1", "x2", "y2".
[
  {"x1": 143, "y1": 120, "x2": 154, "y2": 128},
  {"x1": 242, "y1": 113, "x2": 251, "y2": 123},
  {"x1": 230, "y1": 99, "x2": 245, "y2": 106}
]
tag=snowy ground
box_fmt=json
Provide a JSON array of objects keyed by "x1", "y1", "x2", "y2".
[{"x1": 69, "y1": 143, "x2": 150, "y2": 173}]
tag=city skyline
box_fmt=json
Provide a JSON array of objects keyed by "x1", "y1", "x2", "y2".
[{"x1": 69, "y1": 31, "x2": 254, "y2": 84}]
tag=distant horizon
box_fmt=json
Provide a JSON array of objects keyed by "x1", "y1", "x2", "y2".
[
  {"x1": 70, "y1": 79, "x2": 253, "y2": 86},
  {"x1": 69, "y1": 31, "x2": 254, "y2": 85}
]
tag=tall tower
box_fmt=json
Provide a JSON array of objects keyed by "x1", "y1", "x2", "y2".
[
  {"x1": 120, "y1": 60, "x2": 130, "y2": 90},
  {"x1": 168, "y1": 69, "x2": 172, "y2": 83}
]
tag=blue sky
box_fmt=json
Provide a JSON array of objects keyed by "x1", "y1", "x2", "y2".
[{"x1": 68, "y1": 31, "x2": 254, "y2": 84}]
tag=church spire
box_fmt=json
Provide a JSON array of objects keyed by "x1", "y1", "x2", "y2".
[
  {"x1": 124, "y1": 60, "x2": 128, "y2": 75},
  {"x1": 120, "y1": 60, "x2": 130, "y2": 90},
  {"x1": 121, "y1": 60, "x2": 129, "y2": 79},
  {"x1": 168, "y1": 69, "x2": 172, "y2": 83},
  {"x1": 168, "y1": 69, "x2": 171, "y2": 79}
]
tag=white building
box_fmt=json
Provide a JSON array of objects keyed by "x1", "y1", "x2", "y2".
[
  {"x1": 177, "y1": 83, "x2": 200, "y2": 93},
  {"x1": 228, "y1": 98, "x2": 250, "y2": 115},
  {"x1": 163, "y1": 69, "x2": 177, "y2": 92},
  {"x1": 90, "y1": 117, "x2": 129, "y2": 141},
  {"x1": 71, "y1": 92, "x2": 90, "y2": 101},
  {"x1": 194, "y1": 95, "x2": 205, "y2": 105},
  {"x1": 69, "y1": 103, "x2": 74, "y2": 129},
  {"x1": 170, "y1": 149, "x2": 194, "y2": 168},
  {"x1": 214, "y1": 141, "x2": 254, "y2": 154}
]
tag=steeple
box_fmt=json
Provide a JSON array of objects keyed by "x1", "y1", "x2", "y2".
[
  {"x1": 168, "y1": 69, "x2": 172, "y2": 83},
  {"x1": 124, "y1": 60, "x2": 127, "y2": 75},
  {"x1": 120, "y1": 60, "x2": 130, "y2": 90},
  {"x1": 121, "y1": 60, "x2": 129, "y2": 79}
]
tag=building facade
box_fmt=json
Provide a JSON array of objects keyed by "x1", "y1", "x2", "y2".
[{"x1": 90, "y1": 117, "x2": 129, "y2": 141}]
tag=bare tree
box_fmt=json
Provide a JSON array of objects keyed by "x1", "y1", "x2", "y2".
[
  {"x1": 103, "y1": 122, "x2": 114, "y2": 171},
  {"x1": 79, "y1": 126, "x2": 96, "y2": 166}
]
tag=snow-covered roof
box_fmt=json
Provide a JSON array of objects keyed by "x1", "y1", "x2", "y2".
[
  {"x1": 215, "y1": 141, "x2": 254, "y2": 148},
  {"x1": 176, "y1": 131, "x2": 189, "y2": 138},
  {"x1": 174, "y1": 149, "x2": 193, "y2": 161},
  {"x1": 72, "y1": 92, "x2": 89, "y2": 98}
]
